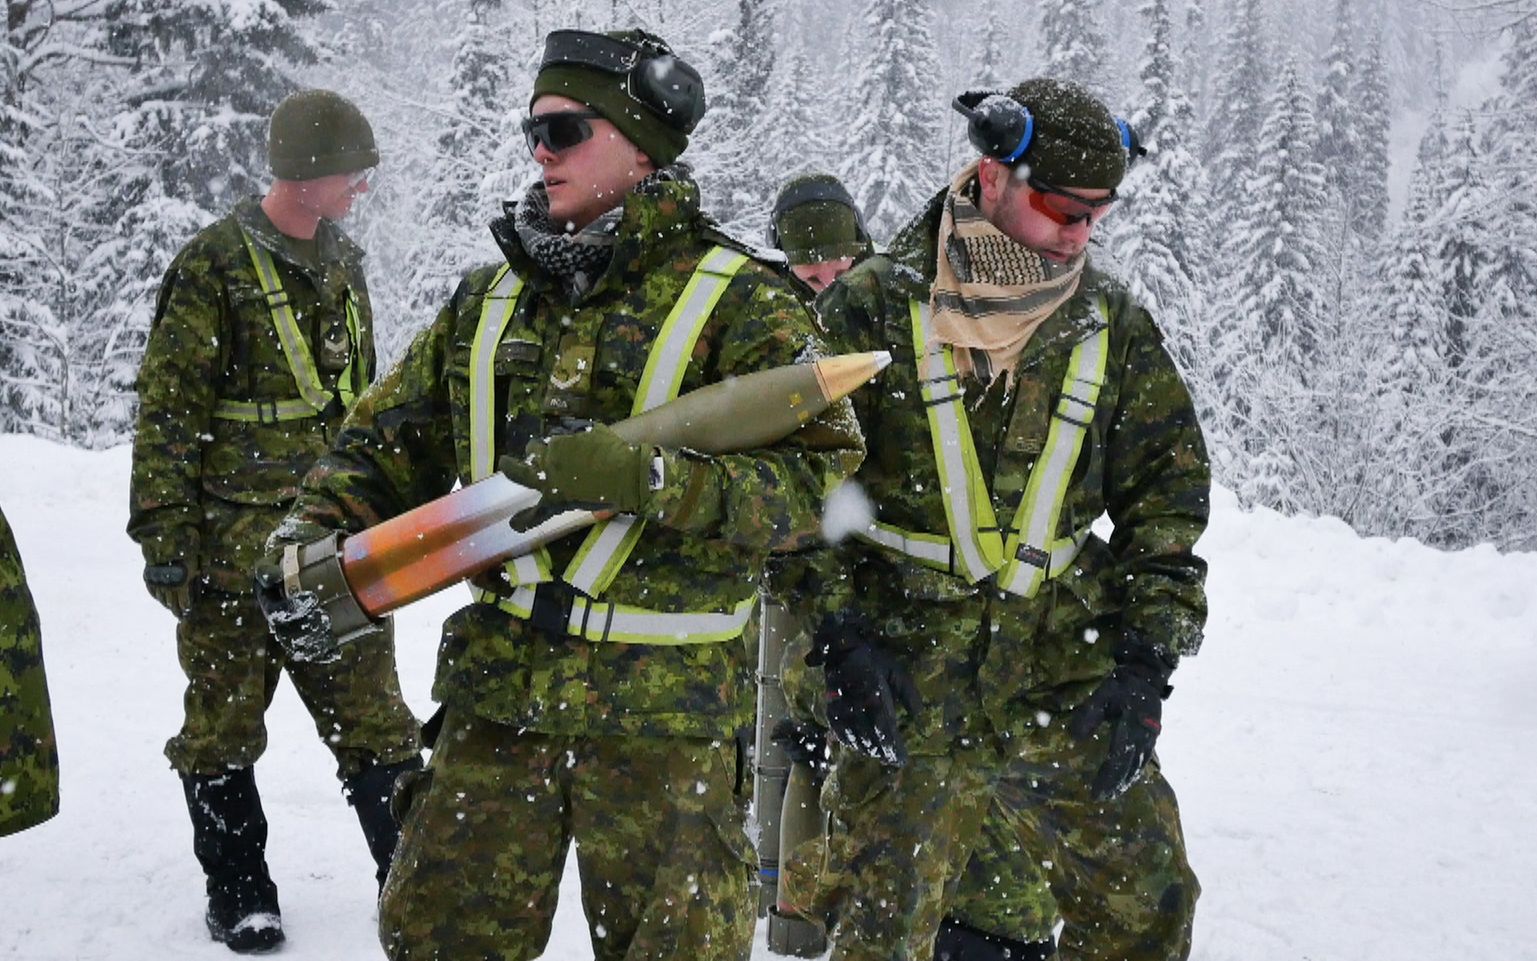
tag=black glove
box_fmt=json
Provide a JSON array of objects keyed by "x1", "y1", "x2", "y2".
[
  {"x1": 144, "y1": 560, "x2": 198, "y2": 617},
  {"x1": 771, "y1": 718, "x2": 833, "y2": 787},
  {"x1": 1067, "y1": 631, "x2": 1175, "y2": 801},
  {"x1": 253, "y1": 560, "x2": 337, "y2": 664},
  {"x1": 808, "y1": 611, "x2": 922, "y2": 768}
]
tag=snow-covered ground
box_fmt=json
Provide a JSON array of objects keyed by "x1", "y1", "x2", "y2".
[{"x1": 1, "y1": 432, "x2": 1533, "y2": 960}]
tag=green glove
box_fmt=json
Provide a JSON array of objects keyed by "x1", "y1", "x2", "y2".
[
  {"x1": 144, "y1": 560, "x2": 198, "y2": 618},
  {"x1": 501, "y1": 423, "x2": 659, "y2": 514}
]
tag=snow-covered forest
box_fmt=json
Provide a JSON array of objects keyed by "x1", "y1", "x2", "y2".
[{"x1": 2, "y1": 0, "x2": 1534, "y2": 550}]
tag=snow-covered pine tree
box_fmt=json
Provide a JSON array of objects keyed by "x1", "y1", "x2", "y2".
[
  {"x1": 1313, "y1": 0, "x2": 1359, "y2": 222},
  {"x1": 1351, "y1": 36, "x2": 1391, "y2": 241},
  {"x1": 399, "y1": 0, "x2": 515, "y2": 321},
  {"x1": 62, "y1": 0, "x2": 330, "y2": 443},
  {"x1": 690, "y1": 0, "x2": 777, "y2": 233},
  {"x1": 1106, "y1": 0, "x2": 1211, "y2": 393},
  {"x1": 762, "y1": 45, "x2": 827, "y2": 202},
  {"x1": 1203, "y1": 0, "x2": 1268, "y2": 247},
  {"x1": 1039, "y1": 0, "x2": 1109, "y2": 97},
  {"x1": 837, "y1": 0, "x2": 944, "y2": 241}
]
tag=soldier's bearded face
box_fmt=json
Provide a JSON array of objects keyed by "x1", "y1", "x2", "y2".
[
  {"x1": 293, "y1": 171, "x2": 368, "y2": 222},
  {"x1": 530, "y1": 94, "x2": 655, "y2": 232},
  {"x1": 977, "y1": 158, "x2": 1106, "y2": 263}
]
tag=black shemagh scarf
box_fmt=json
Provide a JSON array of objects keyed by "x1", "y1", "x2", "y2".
[{"x1": 514, "y1": 165, "x2": 685, "y2": 300}]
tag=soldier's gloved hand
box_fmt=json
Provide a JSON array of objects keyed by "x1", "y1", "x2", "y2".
[
  {"x1": 807, "y1": 611, "x2": 922, "y2": 768},
  {"x1": 144, "y1": 560, "x2": 198, "y2": 617},
  {"x1": 499, "y1": 422, "x2": 659, "y2": 515},
  {"x1": 772, "y1": 718, "x2": 833, "y2": 787},
  {"x1": 1067, "y1": 630, "x2": 1175, "y2": 801},
  {"x1": 253, "y1": 558, "x2": 338, "y2": 664}
]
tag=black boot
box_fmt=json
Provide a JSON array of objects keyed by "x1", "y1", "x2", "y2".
[
  {"x1": 343, "y1": 757, "x2": 423, "y2": 890},
  {"x1": 180, "y1": 768, "x2": 285, "y2": 954},
  {"x1": 934, "y1": 916, "x2": 1055, "y2": 961}
]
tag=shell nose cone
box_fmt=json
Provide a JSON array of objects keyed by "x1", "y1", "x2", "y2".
[{"x1": 872, "y1": 350, "x2": 892, "y2": 372}]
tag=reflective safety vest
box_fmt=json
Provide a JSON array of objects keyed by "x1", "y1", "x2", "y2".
[
  {"x1": 213, "y1": 231, "x2": 366, "y2": 423},
  {"x1": 469, "y1": 245, "x2": 759, "y2": 644},
  {"x1": 858, "y1": 297, "x2": 1110, "y2": 599}
]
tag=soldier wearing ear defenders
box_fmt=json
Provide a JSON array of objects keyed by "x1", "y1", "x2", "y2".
[
  {"x1": 263, "y1": 27, "x2": 863, "y2": 961},
  {"x1": 787, "y1": 78, "x2": 1209, "y2": 961}
]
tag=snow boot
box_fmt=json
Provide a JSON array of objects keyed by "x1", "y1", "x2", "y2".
[
  {"x1": 180, "y1": 768, "x2": 284, "y2": 954},
  {"x1": 343, "y1": 757, "x2": 423, "y2": 891},
  {"x1": 934, "y1": 916, "x2": 1055, "y2": 960}
]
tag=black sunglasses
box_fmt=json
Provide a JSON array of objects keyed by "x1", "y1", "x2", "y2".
[{"x1": 521, "y1": 110, "x2": 603, "y2": 156}]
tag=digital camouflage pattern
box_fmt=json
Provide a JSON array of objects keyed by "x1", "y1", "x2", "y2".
[
  {"x1": 792, "y1": 185, "x2": 1209, "y2": 961},
  {"x1": 381, "y1": 713, "x2": 756, "y2": 961},
  {"x1": 0, "y1": 503, "x2": 59, "y2": 837},
  {"x1": 166, "y1": 586, "x2": 419, "y2": 778},
  {"x1": 273, "y1": 172, "x2": 862, "y2": 960},
  {"x1": 127, "y1": 198, "x2": 418, "y2": 776},
  {"x1": 128, "y1": 197, "x2": 375, "y2": 592},
  {"x1": 274, "y1": 174, "x2": 863, "y2": 743}
]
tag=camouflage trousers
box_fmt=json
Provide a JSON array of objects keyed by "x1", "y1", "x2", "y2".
[
  {"x1": 380, "y1": 711, "x2": 757, "y2": 961},
  {"x1": 816, "y1": 721, "x2": 1198, "y2": 961},
  {"x1": 165, "y1": 585, "x2": 420, "y2": 779}
]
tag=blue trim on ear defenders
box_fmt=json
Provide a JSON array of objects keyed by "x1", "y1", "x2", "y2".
[{"x1": 953, "y1": 90, "x2": 1145, "y2": 168}]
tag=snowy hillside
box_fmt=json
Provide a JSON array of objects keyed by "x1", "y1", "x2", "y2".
[{"x1": 0, "y1": 433, "x2": 1533, "y2": 960}]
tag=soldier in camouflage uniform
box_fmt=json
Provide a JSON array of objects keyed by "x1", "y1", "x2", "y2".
[
  {"x1": 127, "y1": 89, "x2": 422, "y2": 953},
  {"x1": 765, "y1": 175, "x2": 1062, "y2": 960},
  {"x1": 0, "y1": 503, "x2": 59, "y2": 838},
  {"x1": 261, "y1": 29, "x2": 862, "y2": 961},
  {"x1": 792, "y1": 79, "x2": 1209, "y2": 961}
]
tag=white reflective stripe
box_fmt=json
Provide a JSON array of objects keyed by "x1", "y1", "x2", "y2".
[
  {"x1": 563, "y1": 513, "x2": 643, "y2": 596},
  {"x1": 909, "y1": 300, "x2": 1004, "y2": 584},
  {"x1": 503, "y1": 550, "x2": 551, "y2": 586},
  {"x1": 632, "y1": 246, "x2": 751, "y2": 414},
  {"x1": 858, "y1": 521, "x2": 951, "y2": 569},
  {"x1": 474, "y1": 587, "x2": 751, "y2": 644},
  {"x1": 564, "y1": 245, "x2": 750, "y2": 597},
  {"x1": 241, "y1": 232, "x2": 332, "y2": 414},
  {"x1": 997, "y1": 306, "x2": 1111, "y2": 598},
  {"x1": 469, "y1": 265, "x2": 526, "y2": 482},
  {"x1": 569, "y1": 595, "x2": 756, "y2": 645},
  {"x1": 475, "y1": 584, "x2": 538, "y2": 618}
]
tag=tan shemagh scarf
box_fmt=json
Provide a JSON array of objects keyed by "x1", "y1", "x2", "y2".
[{"x1": 928, "y1": 161, "x2": 1085, "y2": 387}]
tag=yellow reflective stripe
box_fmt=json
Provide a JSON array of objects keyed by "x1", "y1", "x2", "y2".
[
  {"x1": 562, "y1": 514, "x2": 645, "y2": 596},
  {"x1": 337, "y1": 291, "x2": 365, "y2": 408},
  {"x1": 474, "y1": 588, "x2": 751, "y2": 644},
  {"x1": 631, "y1": 246, "x2": 751, "y2": 414},
  {"x1": 240, "y1": 232, "x2": 332, "y2": 414},
  {"x1": 998, "y1": 304, "x2": 1111, "y2": 598},
  {"x1": 858, "y1": 520, "x2": 951, "y2": 570},
  {"x1": 467, "y1": 266, "x2": 550, "y2": 587},
  {"x1": 469, "y1": 265, "x2": 526, "y2": 482},
  {"x1": 211, "y1": 398, "x2": 321, "y2": 422},
  {"x1": 909, "y1": 300, "x2": 1004, "y2": 583},
  {"x1": 564, "y1": 245, "x2": 750, "y2": 597},
  {"x1": 568, "y1": 594, "x2": 756, "y2": 644}
]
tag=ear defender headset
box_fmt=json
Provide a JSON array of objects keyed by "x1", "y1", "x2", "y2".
[
  {"x1": 765, "y1": 178, "x2": 872, "y2": 249},
  {"x1": 951, "y1": 90, "x2": 1148, "y2": 169},
  {"x1": 539, "y1": 30, "x2": 707, "y2": 133}
]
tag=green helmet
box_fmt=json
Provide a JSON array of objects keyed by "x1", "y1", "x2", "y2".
[
  {"x1": 768, "y1": 174, "x2": 872, "y2": 266},
  {"x1": 268, "y1": 89, "x2": 379, "y2": 181}
]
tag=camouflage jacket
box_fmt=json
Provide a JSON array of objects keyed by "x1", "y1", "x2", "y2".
[
  {"x1": 274, "y1": 176, "x2": 863, "y2": 740},
  {"x1": 127, "y1": 198, "x2": 374, "y2": 592},
  {"x1": 0, "y1": 504, "x2": 59, "y2": 836},
  {"x1": 803, "y1": 186, "x2": 1210, "y2": 751}
]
